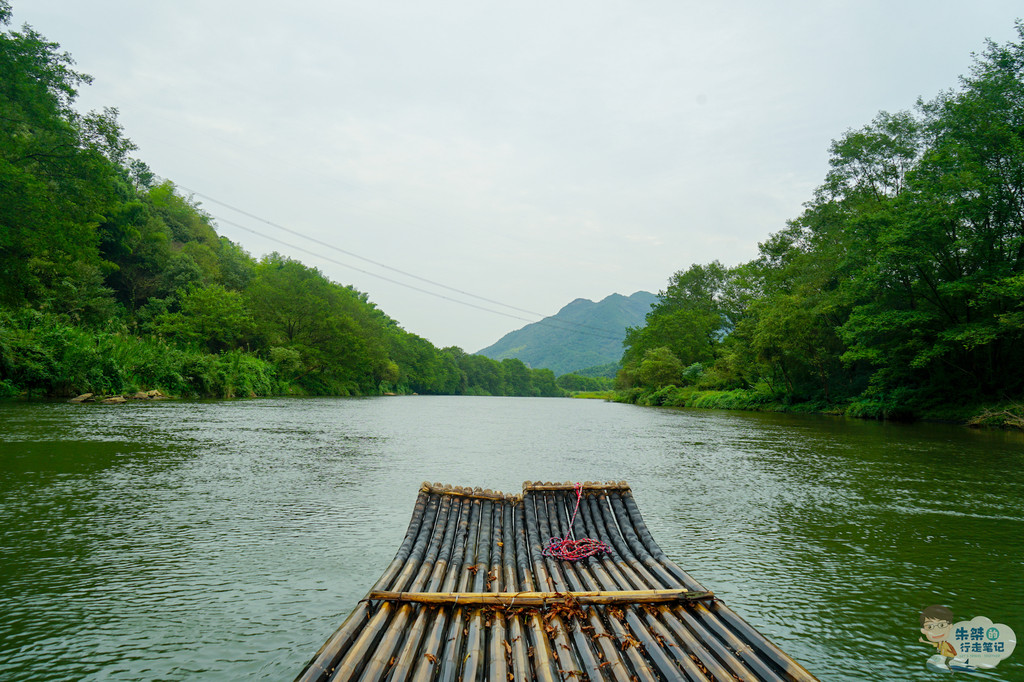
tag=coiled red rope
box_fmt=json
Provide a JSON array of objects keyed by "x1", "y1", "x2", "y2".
[{"x1": 542, "y1": 483, "x2": 611, "y2": 561}]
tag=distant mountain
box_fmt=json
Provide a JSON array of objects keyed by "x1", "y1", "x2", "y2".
[{"x1": 476, "y1": 291, "x2": 657, "y2": 376}]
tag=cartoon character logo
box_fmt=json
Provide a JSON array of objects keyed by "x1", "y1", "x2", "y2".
[
  {"x1": 920, "y1": 605, "x2": 957, "y2": 659},
  {"x1": 918, "y1": 605, "x2": 1017, "y2": 673}
]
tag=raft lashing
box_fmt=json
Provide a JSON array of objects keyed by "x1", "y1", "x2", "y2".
[{"x1": 296, "y1": 481, "x2": 819, "y2": 681}]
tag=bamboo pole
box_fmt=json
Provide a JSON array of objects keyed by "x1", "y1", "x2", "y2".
[
  {"x1": 665, "y1": 604, "x2": 762, "y2": 682},
  {"x1": 584, "y1": 493, "x2": 741, "y2": 682},
  {"x1": 486, "y1": 497, "x2": 508, "y2": 682},
  {"x1": 611, "y1": 491, "x2": 706, "y2": 592},
  {"x1": 608, "y1": 490, "x2": 806, "y2": 682},
  {"x1": 461, "y1": 498, "x2": 493, "y2": 679},
  {"x1": 543, "y1": 488, "x2": 662, "y2": 680},
  {"x1": 683, "y1": 601, "x2": 789, "y2": 682},
  {"x1": 528, "y1": 488, "x2": 602, "y2": 677},
  {"x1": 420, "y1": 482, "x2": 514, "y2": 501},
  {"x1": 371, "y1": 493, "x2": 463, "y2": 682},
  {"x1": 532, "y1": 489, "x2": 618, "y2": 681},
  {"x1": 531, "y1": 490, "x2": 634, "y2": 682},
  {"x1": 322, "y1": 492, "x2": 442, "y2": 681},
  {"x1": 408, "y1": 496, "x2": 471, "y2": 682},
  {"x1": 513, "y1": 498, "x2": 560, "y2": 682},
  {"x1": 610, "y1": 490, "x2": 816, "y2": 681},
  {"x1": 294, "y1": 488, "x2": 432, "y2": 682},
  {"x1": 706, "y1": 601, "x2": 820, "y2": 682},
  {"x1": 544, "y1": 485, "x2": 630, "y2": 675},
  {"x1": 435, "y1": 495, "x2": 482, "y2": 682},
  {"x1": 606, "y1": 491, "x2": 696, "y2": 591},
  {"x1": 605, "y1": 491, "x2": 774, "y2": 680},
  {"x1": 499, "y1": 498, "x2": 530, "y2": 682},
  {"x1": 571, "y1": 490, "x2": 689, "y2": 682},
  {"x1": 586, "y1": 493, "x2": 737, "y2": 680},
  {"x1": 523, "y1": 480, "x2": 632, "y2": 492},
  {"x1": 366, "y1": 589, "x2": 714, "y2": 607},
  {"x1": 544, "y1": 485, "x2": 622, "y2": 675},
  {"x1": 605, "y1": 484, "x2": 750, "y2": 682},
  {"x1": 354, "y1": 492, "x2": 456, "y2": 682},
  {"x1": 591, "y1": 492, "x2": 677, "y2": 600}
]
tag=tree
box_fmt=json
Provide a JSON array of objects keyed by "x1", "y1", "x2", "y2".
[
  {"x1": 634, "y1": 347, "x2": 684, "y2": 389},
  {"x1": 837, "y1": 23, "x2": 1024, "y2": 401},
  {"x1": 621, "y1": 262, "x2": 736, "y2": 385},
  {"x1": 501, "y1": 358, "x2": 532, "y2": 396},
  {"x1": 0, "y1": 9, "x2": 131, "y2": 312},
  {"x1": 245, "y1": 253, "x2": 395, "y2": 393},
  {"x1": 154, "y1": 284, "x2": 253, "y2": 353},
  {"x1": 529, "y1": 368, "x2": 564, "y2": 397},
  {"x1": 458, "y1": 353, "x2": 504, "y2": 396}
]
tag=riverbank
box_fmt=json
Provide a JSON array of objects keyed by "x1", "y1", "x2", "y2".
[
  {"x1": 0, "y1": 311, "x2": 566, "y2": 400},
  {"x1": 614, "y1": 385, "x2": 1024, "y2": 430}
]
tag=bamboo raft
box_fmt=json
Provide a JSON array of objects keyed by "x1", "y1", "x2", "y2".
[{"x1": 295, "y1": 481, "x2": 819, "y2": 681}]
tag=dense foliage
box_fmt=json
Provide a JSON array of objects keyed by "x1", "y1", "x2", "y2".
[
  {"x1": 620, "y1": 24, "x2": 1024, "y2": 422},
  {"x1": 0, "y1": 4, "x2": 563, "y2": 399}
]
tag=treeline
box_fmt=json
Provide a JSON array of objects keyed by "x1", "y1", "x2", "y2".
[
  {"x1": 619, "y1": 24, "x2": 1024, "y2": 423},
  {"x1": 0, "y1": 4, "x2": 563, "y2": 399}
]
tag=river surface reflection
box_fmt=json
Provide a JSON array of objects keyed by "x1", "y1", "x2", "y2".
[{"x1": 1, "y1": 396, "x2": 1022, "y2": 680}]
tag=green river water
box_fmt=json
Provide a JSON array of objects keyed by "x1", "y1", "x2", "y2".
[{"x1": 1, "y1": 396, "x2": 1022, "y2": 681}]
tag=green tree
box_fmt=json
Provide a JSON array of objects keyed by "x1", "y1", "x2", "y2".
[
  {"x1": 621, "y1": 262, "x2": 736, "y2": 387},
  {"x1": 836, "y1": 24, "x2": 1024, "y2": 402},
  {"x1": 529, "y1": 367, "x2": 563, "y2": 397},
  {"x1": 388, "y1": 332, "x2": 463, "y2": 394},
  {"x1": 556, "y1": 373, "x2": 614, "y2": 392},
  {"x1": 246, "y1": 253, "x2": 392, "y2": 393},
  {"x1": 0, "y1": 7, "x2": 131, "y2": 313},
  {"x1": 154, "y1": 284, "x2": 254, "y2": 353},
  {"x1": 458, "y1": 353, "x2": 504, "y2": 395},
  {"x1": 501, "y1": 358, "x2": 532, "y2": 396},
  {"x1": 634, "y1": 347, "x2": 684, "y2": 389}
]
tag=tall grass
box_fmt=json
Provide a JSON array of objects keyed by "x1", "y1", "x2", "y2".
[{"x1": 0, "y1": 309, "x2": 282, "y2": 398}]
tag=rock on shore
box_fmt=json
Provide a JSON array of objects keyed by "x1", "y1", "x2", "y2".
[{"x1": 69, "y1": 390, "x2": 169, "y2": 404}]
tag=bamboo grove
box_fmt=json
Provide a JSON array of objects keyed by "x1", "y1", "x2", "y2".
[
  {"x1": 0, "y1": 3, "x2": 561, "y2": 399},
  {"x1": 618, "y1": 23, "x2": 1024, "y2": 423}
]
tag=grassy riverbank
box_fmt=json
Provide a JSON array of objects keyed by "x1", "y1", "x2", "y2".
[
  {"x1": 614, "y1": 385, "x2": 1024, "y2": 429},
  {"x1": 0, "y1": 310, "x2": 570, "y2": 400},
  {"x1": 0, "y1": 311, "x2": 284, "y2": 399},
  {"x1": 570, "y1": 390, "x2": 617, "y2": 400}
]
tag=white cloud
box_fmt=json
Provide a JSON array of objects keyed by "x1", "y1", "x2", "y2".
[{"x1": 11, "y1": 0, "x2": 1024, "y2": 350}]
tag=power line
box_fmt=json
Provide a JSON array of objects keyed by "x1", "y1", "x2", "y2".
[
  {"x1": 179, "y1": 184, "x2": 542, "y2": 317},
  {"x1": 175, "y1": 183, "x2": 628, "y2": 339},
  {"x1": 211, "y1": 214, "x2": 625, "y2": 343}
]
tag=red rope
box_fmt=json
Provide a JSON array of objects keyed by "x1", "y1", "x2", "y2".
[{"x1": 542, "y1": 483, "x2": 610, "y2": 561}]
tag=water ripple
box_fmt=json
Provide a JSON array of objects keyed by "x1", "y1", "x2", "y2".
[{"x1": 1, "y1": 398, "x2": 1023, "y2": 680}]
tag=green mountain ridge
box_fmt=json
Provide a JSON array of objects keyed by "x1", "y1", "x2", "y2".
[{"x1": 476, "y1": 291, "x2": 657, "y2": 376}]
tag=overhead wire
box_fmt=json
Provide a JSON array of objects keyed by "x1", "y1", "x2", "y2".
[
  {"x1": 176, "y1": 183, "x2": 629, "y2": 340},
  {"x1": 171, "y1": 182, "x2": 626, "y2": 342},
  {"x1": 209, "y1": 213, "x2": 626, "y2": 343}
]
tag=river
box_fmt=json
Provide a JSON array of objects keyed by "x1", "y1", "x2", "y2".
[{"x1": 1, "y1": 396, "x2": 1022, "y2": 681}]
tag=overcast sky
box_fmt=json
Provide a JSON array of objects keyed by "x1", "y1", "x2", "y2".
[{"x1": 11, "y1": 2, "x2": 1023, "y2": 351}]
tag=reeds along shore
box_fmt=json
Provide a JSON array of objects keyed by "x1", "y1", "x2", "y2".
[{"x1": 296, "y1": 481, "x2": 819, "y2": 682}]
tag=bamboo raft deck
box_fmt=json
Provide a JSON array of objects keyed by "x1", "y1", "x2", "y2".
[{"x1": 296, "y1": 481, "x2": 819, "y2": 681}]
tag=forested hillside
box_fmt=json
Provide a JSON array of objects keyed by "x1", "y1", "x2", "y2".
[
  {"x1": 0, "y1": 3, "x2": 562, "y2": 399},
  {"x1": 619, "y1": 23, "x2": 1024, "y2": 425},
  {"x1": 477, "y1": 291, "x2": 656, "y2": 375}
]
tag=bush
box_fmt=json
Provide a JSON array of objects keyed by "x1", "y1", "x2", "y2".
[
  {"x1": 556, "y1": 373, "x2": 614, "y2": 392},
  {"x1": 0, "y1": 308, "x2": 284, "y2": 398},
  {"x1": 0, "y1": 379, "x2": 18, "y2": 397}
]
